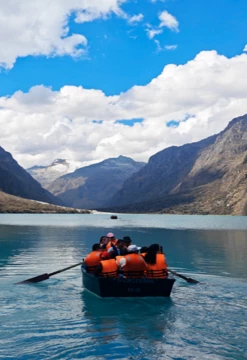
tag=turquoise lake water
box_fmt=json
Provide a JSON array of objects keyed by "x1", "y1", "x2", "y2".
[{"x1": 0, "y1": 214, "x2": 247, "y2": 360}]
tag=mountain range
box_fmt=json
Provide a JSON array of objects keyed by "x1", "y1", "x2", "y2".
[
  {"x1": 104, "y1": 114, "x2": 247, "y2": 215},
  {"x1": 47, "y1": 156, "x2": 145, "y2": 209},
  {"x1": 2, "y1": 114, "x2": 247, "y2": 215}
]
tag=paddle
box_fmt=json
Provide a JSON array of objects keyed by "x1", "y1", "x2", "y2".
[
  {"x1": 168, "y1": 269, "x2": 199, "y2": 284},
  {"x1": 15, "y1": 261, "x2": 83, "y2": 285}
]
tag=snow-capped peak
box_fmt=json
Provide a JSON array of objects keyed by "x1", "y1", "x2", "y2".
[{"x1": 27, "y1": 159, "x2": 83, "y2": 189}]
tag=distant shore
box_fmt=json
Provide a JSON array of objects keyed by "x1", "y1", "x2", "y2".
[{"x1": 0, "y1": 191, "x2": 91, "y2": 214}]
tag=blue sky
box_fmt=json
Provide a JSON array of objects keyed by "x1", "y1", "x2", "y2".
[
  {"x1": 1, "y1": 0, "x2": 247, "y2": 168},
  {"x1": 1, "y1": 0, "x2": 247, "y2": 97}
]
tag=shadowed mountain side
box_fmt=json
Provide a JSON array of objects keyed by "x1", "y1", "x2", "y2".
[
  {"x1": 106, "y1": 136, "x2": 217, "y2": 207},
  {"x1": 0, "y1": 191, "x2": 91, "y2": 213},
  {"x1": 101, "y1": 182, "x2": 247, "y2": 215},
  {"x1": 48, "y1": 156, "x2": 145, "y2": 209},
  {"x1": 0, "y1": 147, "x2": 63, "y2": 206},
  {"x1": 104, "y1": 114, "x2": 247, "y2": 215}
]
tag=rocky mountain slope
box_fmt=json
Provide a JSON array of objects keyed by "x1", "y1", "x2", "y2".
[
  {"x1": 0, "y1": 191, "x2": 90, "y2": 213},
  {"x1": 105, "y1": 115, "x2": 247, "y2": 215},
  {"x1": 48, "y1": 156, "x2": 145, "y2": 209},
  {"x1": 0, "y1": 146, "x2": 62, "y2": 205},
  {"x1": 27, "y1": 159, "x2": 82, "y2": 189}
]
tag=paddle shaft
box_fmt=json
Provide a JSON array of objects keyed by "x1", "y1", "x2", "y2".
[
  {"x1": 16, "y1": 261, "x2": 83, "y2": 284},
  {"x1": 49, "y1": 262, "x2": 83, "y2": 276},
  {"x1": 168, "y1": 269, "x2": 199, "y2": 284}
]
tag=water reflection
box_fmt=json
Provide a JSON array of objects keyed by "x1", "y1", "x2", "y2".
[{"x1": 81, "y1": 290, "x2": 175, "y2": 344}]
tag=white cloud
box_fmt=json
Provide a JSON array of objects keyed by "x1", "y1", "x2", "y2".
[
  {"x1": 154, "y1": 41, "x2": 177, "y2": 52},
  {"x1": 244, "y1": 45, "x2": 247, "y2": 52},
  {"x1": 128, "y1": 14, "x2": 144, "y2": 24},
  {"x1": 1, "y1": 51, "x2": 247, "y2": 168},
  {"x1": 146, "y1": 28, "x2": 163, "y2": 39},
  {"x1": 165, "y1": 45, "x2": 178, "y2": 50},
  {"x1": 0, "y1": 0, "x2": 127, "y2": 69},
  {"x1": 154, "y1": 39, "x2": 162, "y2": 52},
  {"x1": 159, "y1": 10, "x2": 179, "y2": 32}
]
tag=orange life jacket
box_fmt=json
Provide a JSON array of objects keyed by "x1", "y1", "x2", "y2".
[
  {"x1": 141, "y1": 253, "x2": 147, "y2": 257},
  {"x1": 84, "y1": 251, "x2": 102, "y2": 273},
  {"x1": 106, "y1": 239, "x2": 118, "y2": 250},
  {"x1": 111, "y1": 239, "x2": 118, "y2": 246},
  {"x1": 146, "y1": 254, "x2": 168, "y2": 278},
  {"x1": 100, "y1": 259, "x2": 118, "y2": 277},
  {"x1": 106, "y1": 242, "x2": 112, "y2": 250},
  {"x1": 122, "y1": 253, "x2": 147, "y2": 278}
]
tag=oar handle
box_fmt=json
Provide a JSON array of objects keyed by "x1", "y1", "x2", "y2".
[{"x1": 49, "y1": 262, "x2": 83, "y2": 277}]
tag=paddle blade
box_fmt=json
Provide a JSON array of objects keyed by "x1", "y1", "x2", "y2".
[
  {"x1": 168, "y1": 269, "x2": 199, "y2": 284},
  {"x1": 187, "y1": 277, "x2": 199, "y2": 284},
  {"x1": 15, "y1": 273, "x2": 49, "y2": 284}
]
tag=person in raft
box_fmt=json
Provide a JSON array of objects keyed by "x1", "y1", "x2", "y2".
[
  {"x1": 99, "y1": 235, "x2": 108, "y2": 250},
  {"x1": 144, "y1": 244, "x2": 168, "y2": 278},
  {"x1": 106, "y1": 232, "x2": 118, "y2": 250},
  {"x1": 94, "y1": 251, "x2": 118, "y2": 277},
  {"x1": 84, "y1": 244, "x2": 103, "y2": 273},
  {"x1": 122, "y1": 236, "x2": 132, "y2": 247},
  {"x1": 107, "y1": 239, "x2": 128, "y2": 257},
  {"x1": 117, "y1": 245, "x2": 146, "y2": 278}
]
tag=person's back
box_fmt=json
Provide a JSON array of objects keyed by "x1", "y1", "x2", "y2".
[
  {"x1": 100, "y1": 259, "x2": 118, "y2": 278},
  {"x1": 84, "y1": 244, "x2": 102, "y2": 273},
  {"x1": 119, "y1": 245, "x2": 146, "y2": 278},
  {"x1": 145, "y1": 244, "x2": 168, "y2": 278},
  {"x1": 94, "y1": 251, "x2": 118, "y2": 277}
]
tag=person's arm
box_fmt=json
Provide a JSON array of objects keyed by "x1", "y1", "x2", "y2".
[
  {"x1": 119, "y1": 257, "x2": 126, "y2": 269},
  {"x1": 109, "y1": 244, "x2": 117, "y2": 252},
  {"x1": 164, "y1": 254, "x2": 168, "y2": 267}
]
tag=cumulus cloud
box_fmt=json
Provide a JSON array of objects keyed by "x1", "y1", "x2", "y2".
[
  {"x1": 0, "y1": 0, "x2": 127, "y2": 69},
  {"x1": 146, "y1": 28, "x2": 163, "y2": 39},
  {"x1": 159, "y1": 10, "x2": 179, "y2": 32},
  {"x1": 1, "y1": 51, "x2": 247, "y2": 168},
  {"x1": 244, "y1": 45, "x2": 247, "y2": 52},
  {"x1": 146, "y1": 10, "x2": 179, "y2": 40},
  {"x1": 128, "y1": 14, "x2": 144, "y2": 24}
]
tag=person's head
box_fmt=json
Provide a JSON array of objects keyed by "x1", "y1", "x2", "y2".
[
  {"x1": 116, "y1": 239, "x2": 125, "y2": 249},
  {"x1": 123, "y1": 236, "x2": 132, "y2": 246},
  {"x1": 140, "y1": 246, "x2": 148, "y2": 253},
  {"x1": 144, "y1": 244, "x2": 160, "y2": 265},
  {"x1": 127, "y1": 245, "x2": 141, "y2": 254},
  {"x1": 106, "y1": 232, "x2": 115, "y2": 242},
  {"x1": 100, "y1": 251, "x2": 111, "y2": 261},
  {"x1": 100, "y1": 236, "x2": 108, "y2": 244},
  {"x1": 92, "y1": 243, "x2": 101, "y2": 251}
]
